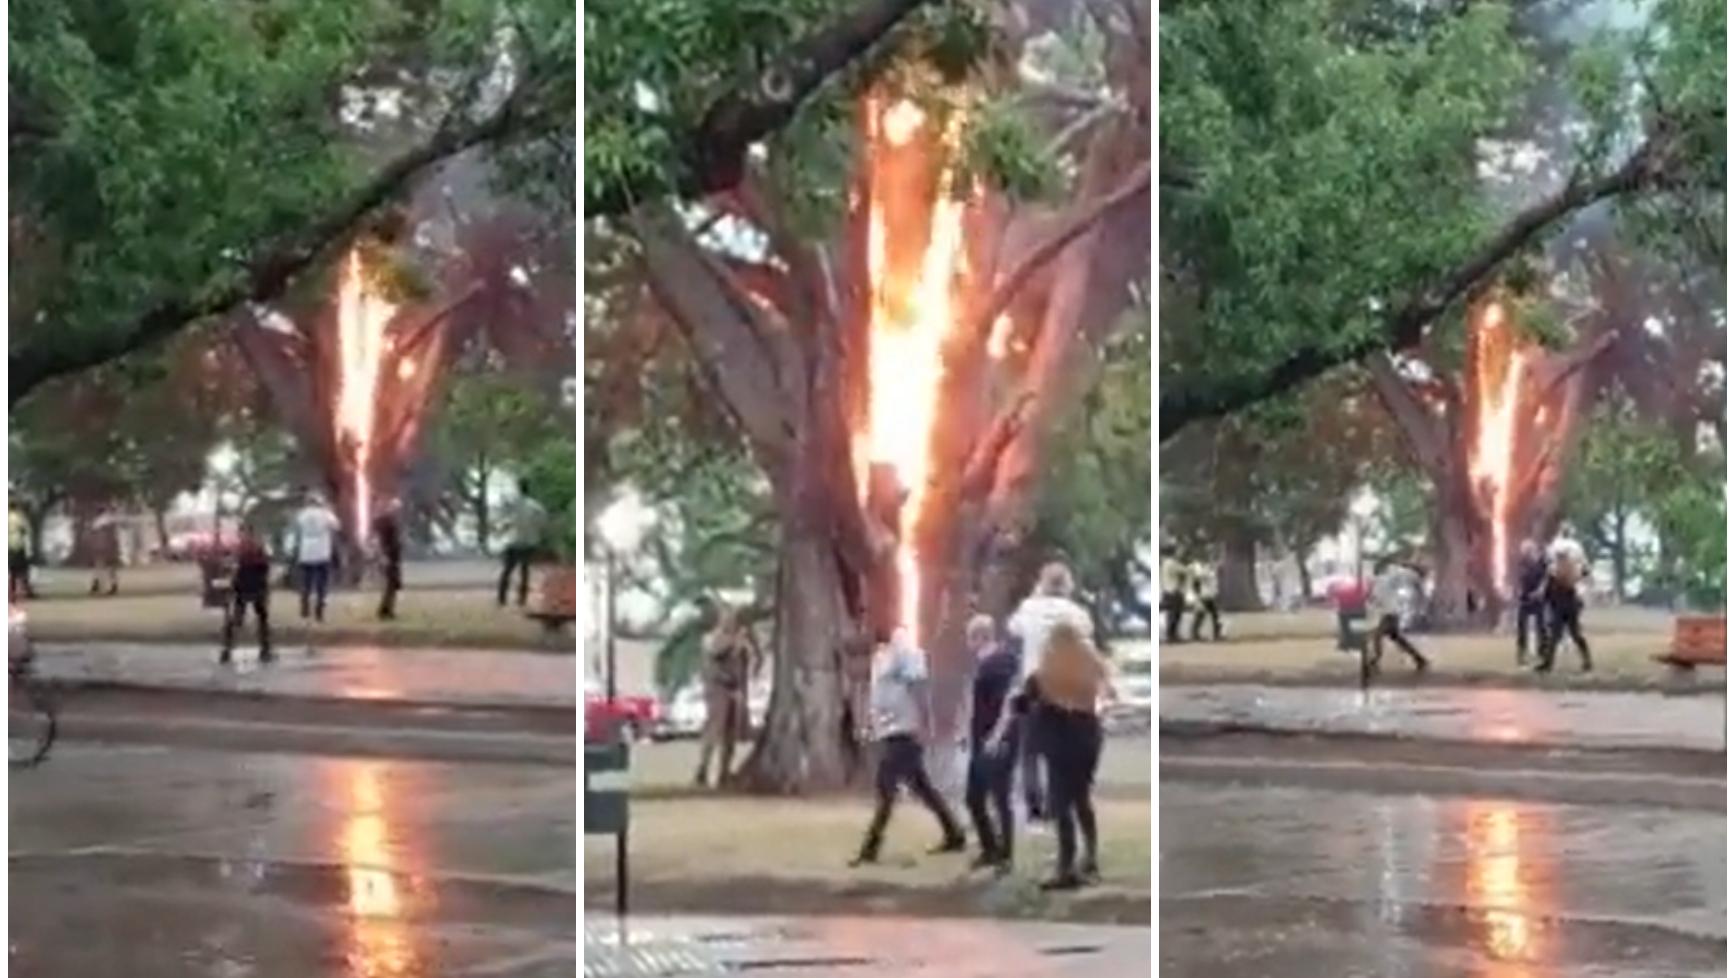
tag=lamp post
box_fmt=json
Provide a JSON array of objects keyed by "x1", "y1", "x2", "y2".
[{"x1": 597, "y1": 493, "x2": 654, "y2": 708}]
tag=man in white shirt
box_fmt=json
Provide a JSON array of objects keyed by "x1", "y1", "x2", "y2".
[
  {"x1": 1538, "y1": 529, "x2": 1592, "y2": 673},
  {"x1": 850, "y1": 628, "x2": 966, "y2": 866},
  {"x1": 498, "y1": 479, "x2": 548, "y2": 608},
  {"x1": 1370, "y1": 559, "x2": 1429, "y2": 672},
  {"x1": 1005, "y1": 561, "x2": 1094, "y2": 825},
  {"x1": 292, "y1": 490, "x2": 342, "y2": 622}
]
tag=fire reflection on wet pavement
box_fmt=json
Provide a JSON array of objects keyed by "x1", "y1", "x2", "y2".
[
  {"x1": 1160, "y1": 782, "x2": 1723, "y2": 977},
  {"x1": 10, "y1": 744, "x2": 574, "y2": 977}
]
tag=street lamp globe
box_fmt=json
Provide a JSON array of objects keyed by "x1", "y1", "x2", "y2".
[{"x1": 598, "y1": 491, "x2": 654, "y2": 555}]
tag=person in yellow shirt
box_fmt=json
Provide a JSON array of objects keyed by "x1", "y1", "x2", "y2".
[
  {"x1": 8, "y1": 507, "x2": 32, "y2": 602},
  {"x1": 1188, "y1": 557, "x2": 1222, "y2": 641},
  {"x1": 1159, "y1": 545, "x2": 1187, "y2": 643}
]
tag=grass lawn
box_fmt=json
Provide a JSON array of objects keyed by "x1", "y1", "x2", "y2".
[
  {"x1": 1158, "y1": 606, "x2": 1722, "y2": 691},
  {"x1": 21, "y1": 561, "x2": 571, "y2": 652},
  {"x1": 583, "y1": 737, "x2": 1151, "y2": 924}
]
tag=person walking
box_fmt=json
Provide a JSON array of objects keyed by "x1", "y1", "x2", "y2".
[
  {"x1": 372, "y1": 501, "x2": 403, "y2": 621},
  {"x1": 1369, "y1": 558, "x2": 1430, "y2": 673},
  {"x1": 89, "y1": 510, "x2": 122, "y2": 596},
  {"x1": 1007, "y1": 562, "x2": 1094, "y2": 824},
  {"x1": 850, "y1": 628, "x2": 966, "y2": 866},
  {"x1": 1014, "y1": 621, "x2": 1116, "y2": 890},
  {"x1": 221, "y1": 524, "x2": 274, "y2": 665},
  {"x1": 1159, "y1": 545, "x2": 1187, "y2": 643},
  {"x1": 292, "y1": 491, "x2": 341, "y2": 623},
  {"x1": 963, "y1": 614, "x2": 1020, "y2": 871},
  {"x1": 9, "y1": 506, "x2": 32, "y2": 602},
  {"x1": 694, "y1": 607, "x2": 757, "y2": 788},
  {"x1": 497, "y1": 478, "x2": 547, "y2": 608},
  {"x1": 1513, "y1": 538, "x2": 1548, "y2": 666},
  {"x1": 1537, "y1": 530, "x2": 1592, "y2": 673},
  {"x1": 1188, "y1": 555, "x2": 1222, "y2": 641}
]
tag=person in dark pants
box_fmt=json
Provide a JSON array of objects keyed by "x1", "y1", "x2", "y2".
[
  {"x1": 1159, "y1": 545, "x2": 1187, "y2": 643},
  {"x1": 1188, "y1": 555, "x2": 1222, "y2": 641},
  {"x1": 373, "y1": 501, "x2": 403, "y2": 621},
  {"x1": 1369, "y1": 559, "x2": 1430, "y2": 673},
  {"x1": 963, "y1": 615, "x2": 1020, "y2": 871},
  {"x1": 1537, "y1": 532, "x2": 1591, "y2": 673},
  {"x1": 221, "y1": 525, "x2": 274, "y2": 665},
  {"x1": 1023, "y1": 622, "x2": 1116, "y2": 890},
  {"x1": 851, "y1": 628, "x2": 966, "y2": 866},
  {"x1": 497, "y1": 478, "x2": 547, "y2": 608},
  {"x1": 9, "y1": 506, "x2": 33, "y2": 602},
  {"x1": 1513, "y1": 539, "x2": 1548, "y2": 665}
]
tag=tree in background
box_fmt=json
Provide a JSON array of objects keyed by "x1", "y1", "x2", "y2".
[
  {"x1": 426, "y1": 370, "x2": 563, "y2": 553},
  {"x1": 10, "y1": 0, "x2": 574, "y2": 402}
]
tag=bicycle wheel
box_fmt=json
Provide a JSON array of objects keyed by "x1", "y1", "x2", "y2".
[{"x1": 10, "y1": 677, "x2": 57, "y2": 768}]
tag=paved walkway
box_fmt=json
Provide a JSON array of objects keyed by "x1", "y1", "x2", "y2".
[
  {"x1": 583, "y1": 914, "x2": 1150, "y2": 978},
  {"x1": 33, "y1": 641, "x2": 575, "y2": 710},
  {"x1": 1161, "y1": 684, "x2": 1725, "y2": 752}
]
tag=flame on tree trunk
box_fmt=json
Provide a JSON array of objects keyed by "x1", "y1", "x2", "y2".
[
  {"x1": 630, "y1": 75, "x2": 1150, "y2": 792},
  {"x1": 235, "y1": 246, "x2": 469, "y2": 557},
  {"x1": 1371, "y1": 295, "x2": 1615, "y2": 629}
]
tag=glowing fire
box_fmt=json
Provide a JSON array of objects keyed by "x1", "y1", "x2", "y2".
[
  {"x1": 1469, "y1": 302, "x2": 1527, "y2": 594},
  {"x1": 334, "y1": 251, "x2": 399, "y2": 534},
  {"x1": 858, "y1": 97, "x2": 970, "y2": 640}
]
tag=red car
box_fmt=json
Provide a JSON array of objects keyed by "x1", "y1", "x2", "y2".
[{"x1": 584, "y1": 680, "x2": 659, "y2": 744}]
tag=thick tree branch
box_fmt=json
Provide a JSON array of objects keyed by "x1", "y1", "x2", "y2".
[
  {"x1": 586, "y1": 0, "x2": 938, "y2": 217},
  {"x1": 1159, "y1": 131, "x2": 1684, "y2": 441},
  {"x1": 968, "y1": 160, "x2": 1151, "y2": 342},
  {"x1": 1366, "y1": 354, "x2": 1451, "y2": 474},
  {"x1": 10, "y1": 68, "x2": 554, "y2": 405}
]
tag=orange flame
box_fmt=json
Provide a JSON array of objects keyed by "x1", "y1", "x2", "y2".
[
  {"x1": 334, "y1": 251, "x2": 398, "y2": 535},
  {"x1": 1470, "y1": 302, "x2": 1527, "y2": 594},
  {"x1": 859, "y1": 97, "x2": 970, "y2": 641}
]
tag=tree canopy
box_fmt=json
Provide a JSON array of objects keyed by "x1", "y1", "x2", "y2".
[{"x1": 10, "y1": 0, "x2": 574, "y2": 402}]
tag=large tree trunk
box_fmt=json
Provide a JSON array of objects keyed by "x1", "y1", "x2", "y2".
[
  {"x1": 1427, "y1": 477, "x2": 1485, "y2": 629},
  {"x1": 1217, "y1": 532, "x2": 1262, "y2": 612}
]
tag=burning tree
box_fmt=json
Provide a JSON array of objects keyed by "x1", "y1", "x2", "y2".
[{"x1": 618, "y1": 8, "x2": 1149, "y2": 791}]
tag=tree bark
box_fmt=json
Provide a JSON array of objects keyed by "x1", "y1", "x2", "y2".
[
  {"x1": 1217, "y1": 532, "x2": 1262, "y2": 612},
  {"x1": 738, "y1": 518, "x2": 867, "y2": 793}
]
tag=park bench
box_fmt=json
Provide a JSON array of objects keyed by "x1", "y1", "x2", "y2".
[
  {"x1": 1654, "y1": 615, "x2": 1726, "y2": 671},
  {"x1": 526, "y1": 565, "x2": 577, "y2": 634},
  {"x1": 585, "y1": 740, "x2": 631, "y2": 915}
]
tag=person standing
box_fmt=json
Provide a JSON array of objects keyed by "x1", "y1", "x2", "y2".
[
  {"x1": 1159, "y1": 546, "x2": 1187, "y2": 643},
  {"x1": 1007, "y1": 562, "x2": 1095, "y2": 824},
  {"x1": 1018, "y1": 621, "x2": 1117, "y2": 890},
  {"x1": 497, "y1": 478, "x2": 547, "y2": 608},
  {"x1": 372, "y1": 501, "x2": 403, "y2": 621},
  {"x1": 89, "y1": 510, "x2": 122, "y2": 596},
  {"x1": 1188, "y1": 556, "x2": 1222, "y2": 641},
  {"x1": 1370, "y1": 558, "x2": 1430, "y2": 673},
  {"x1": 9, "y1": 506, "x2": 32, "y2": 601},
  {"x1": 694, "y1": 607, "x2": 756, "y2": 788},
  {"x1": 963, "y1": 614, "x2": 1020, "y2": 871},
  {"x1": 221, "y1": 524, "x2": 274, "y2": 665},
  {"x1": 850, "y1": 628, "x2": 966, "y2": 866},
  {"x1": 1513, "y1": 538, "x2": 1548, "y2": 666},
  {"x1": 1537, "y1": 530, "x2": 1592, "y2": 673},
  {"x1": 292, "y1": 491, "x2": 341, "y2": 623}
]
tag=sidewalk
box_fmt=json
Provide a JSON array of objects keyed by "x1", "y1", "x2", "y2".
[
  {"x1": 1161, "y1": 684, "x2": 1725, "y2": 753},
  {"x1": 31, "y1": 641, "x2": 575, "y2": 710},
  {"x1": 583, "y1": 914, "x2": 1150, "y2": 977}
]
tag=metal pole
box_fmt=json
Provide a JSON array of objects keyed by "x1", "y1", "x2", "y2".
[
  {"x1": 605, "y1": 551, "x2": 618, "y2": 704},
  {"x1": 617, "y1": 819, "x2": 629, "y2": 917}
]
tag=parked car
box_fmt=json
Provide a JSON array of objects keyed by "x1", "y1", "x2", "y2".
[
  {"x1": 653, "y1": 679, "x2": 772, "y2": 741},
  {"x1": 583, "y1": 678, "x2": 660, "y2": 744}
]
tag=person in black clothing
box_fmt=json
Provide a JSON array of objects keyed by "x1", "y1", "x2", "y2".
[
  {"x1": 964, "y1": 615, "x2": 1020, "y2": 871},
  {"x1": 1513, "y1": 539, "x2": 1547, "y2": 665},
  {"x1": 221, "y1": 525, "x2": 274, "y2": 665},
  {"x1": 373, "y1": 501, "x2": 403, "y2": 621}
]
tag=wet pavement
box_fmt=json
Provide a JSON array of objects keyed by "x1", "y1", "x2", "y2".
[
  {"x1": 32, "y1": 641, "x2": 575, "y2": 709},
  {"x1": 583, "y1": 914, "x2": 1151, "y2": 977},
  {"x1": 10, "y1": 742, "x2": 575, "y2": 977},
  {"x1": 1161, "y1": 781, "x2": 1725, "y2": 977},
  {"x1": 1161, "y1": 684, "x2": 1725, "y2": 752}
]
